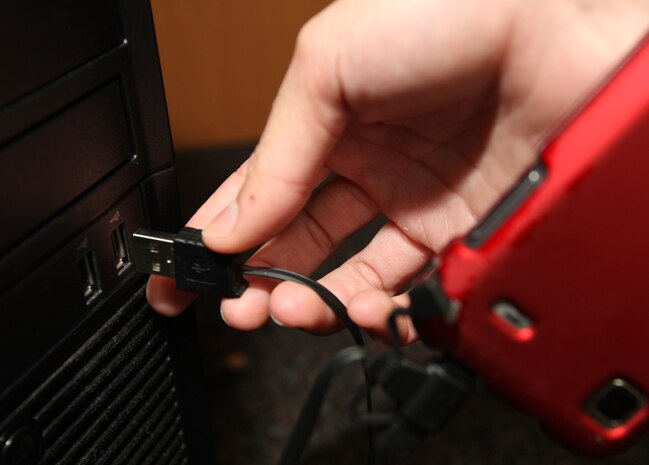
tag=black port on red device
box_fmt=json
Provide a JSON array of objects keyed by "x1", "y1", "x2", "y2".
[
  {"x1": 111, "y1": 223, "x2": 130, "y2": 275},
  {"x1": 78, "y1": 251, "x2": 101, "y2": 305},
  {"x1": 586, "y1": 378, "x2": 647, "y2": 428}
]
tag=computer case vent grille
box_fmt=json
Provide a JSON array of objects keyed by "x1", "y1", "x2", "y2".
[{"x1": 1, "y1": 286, "x2": 189, "y2": 464}]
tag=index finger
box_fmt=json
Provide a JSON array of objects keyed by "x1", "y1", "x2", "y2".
[{"x1": 202, "y1": 16, "x2": 349, "y2": 253}]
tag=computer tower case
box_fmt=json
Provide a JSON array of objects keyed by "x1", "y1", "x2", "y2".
[{"x1": 0, "y1": 1, "x2": 214, "y2": 463}]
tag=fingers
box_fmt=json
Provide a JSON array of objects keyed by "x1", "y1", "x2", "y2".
[
  {"x1": 146, "y1": 276, "x2": 196, "y2": 317},
  {"x1": 249, "y1": 177, "x2": 379, "y2": 271},
  {"x1": 348, "y1": 291, "x2": 419, "y2": 345},
  {"x1": 218, "y1": 276, "x2": 274, "y2": 330},
  {"x1": 146, "y1": 162, "x2": 251, "y2": 316},
  {"x1": 148, "y1": 160, "x2": 373, "y2": 322},
  {"x1": 186, "y1": 160, "x2": 250, "y2": 228},
  {"x1": 267, "y1": 221, "x2": 432, "y2": 332},
  {"x1": 329, "y1": 128, "x2": 479, "y2": 252},
  {"x1": 220, "y1": 176, "x2": 379, "y2": 329},
  {"x1": 202, "y1": 17, "x2": 349, "y2": 254},
  {"x1": 267, "y1": 281, "x2": 345, "y2": 335}
]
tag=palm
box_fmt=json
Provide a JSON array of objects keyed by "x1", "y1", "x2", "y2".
[{"x1": 328, "y1": 109, "x2": 528, "y2": 255}]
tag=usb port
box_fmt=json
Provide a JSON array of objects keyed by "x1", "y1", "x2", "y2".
[
  {"x1": 111, "y1": 223, "x2": 130, "y2": 275},
  {"x1": 78, "y1": 252, "x2": 101, "y2": 305}
]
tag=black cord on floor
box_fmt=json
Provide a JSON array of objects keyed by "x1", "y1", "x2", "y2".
[{"x1": 276, "y1": 346, "x2": 368, "y2": 465}]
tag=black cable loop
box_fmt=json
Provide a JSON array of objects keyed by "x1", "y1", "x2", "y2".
[
  {"x1": 387, "y1": 308, "x2": 412, "y2": 352},
  {"x1": 241, "y1": 266, "x2": 365, "y2": 346}
]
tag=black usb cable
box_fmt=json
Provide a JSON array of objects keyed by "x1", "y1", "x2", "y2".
[{"x1": 132, "y1": 227, "x2": 365, "y2": 346}]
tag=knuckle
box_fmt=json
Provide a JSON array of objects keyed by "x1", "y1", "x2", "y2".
[
  {"x1": 293, "y1": 17, "x2": 339, "y2": 104},
  {"x1": 302, "y1": 209, "x2": 335, "y2": 257},
  {"x1": 294, "y1": 19, "x2": 320, "y2": 64},
  {"x1": 350, "y1": 257, "x2": 386, "y2": 292}
]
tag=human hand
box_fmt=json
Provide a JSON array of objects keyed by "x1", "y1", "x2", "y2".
[{"x1": 148, "y1": 0, "x2": 649, "y2": 342}]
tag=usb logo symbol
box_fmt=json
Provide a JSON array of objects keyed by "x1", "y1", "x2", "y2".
[{"x1": 191, "y1": 262, "x2": 210, "y2": 275}]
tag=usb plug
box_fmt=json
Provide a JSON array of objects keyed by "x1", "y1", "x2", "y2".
[{"x1": 132, "y1": 227, "x2": 248, "y2": 298}]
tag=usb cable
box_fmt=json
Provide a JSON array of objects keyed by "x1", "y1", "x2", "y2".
[{"x1": 132, "y1": 227, "x2": 364, "y2": 346}]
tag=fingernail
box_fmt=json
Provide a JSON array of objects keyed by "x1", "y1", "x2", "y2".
[
  {"x1": 204, "y1": 200, "x2": 238, "y2": 238},
  {"x1": 220, "y1": 308, "x2": 231, "y2": 326},
  {"x1": 270, "y1": 314, "x2": 285, "y2": 327}
]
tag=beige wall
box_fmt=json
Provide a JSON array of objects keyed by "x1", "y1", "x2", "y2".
[{"x1": 151, "y1": 0, "x2": 331, "y2": 150}]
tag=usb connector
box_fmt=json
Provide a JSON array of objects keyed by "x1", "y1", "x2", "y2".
[
  {"x1": 132, "y1": 227, "x2": 248, "y2": 298},
  {"x1": 133, "y1": 229, "x2": 176, "y2": 276},
  {"x1": 132, "y1": 227, "x2": 364, "y2": 344}
]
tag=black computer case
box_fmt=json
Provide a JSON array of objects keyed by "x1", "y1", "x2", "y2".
[{"x1": 0, "y1": 1, "x2": 214, "y2": 463}]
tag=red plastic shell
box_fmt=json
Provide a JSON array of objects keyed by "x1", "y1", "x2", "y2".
[{"x1": 416, "y1": 34, "x2": 649, "y2": 455}]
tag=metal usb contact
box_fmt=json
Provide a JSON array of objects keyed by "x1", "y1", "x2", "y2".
[{"x1": 132, "y1": 229, "x2": 176, "y2": 278}]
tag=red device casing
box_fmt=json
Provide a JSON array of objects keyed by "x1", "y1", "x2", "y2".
[{"x1": 415, "y1": 34, "x2": 649, "y2": 455}]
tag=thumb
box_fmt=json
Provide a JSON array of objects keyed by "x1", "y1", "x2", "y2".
[{"x1": 202, "y1": 23, "x2": 348, "y2": 253}]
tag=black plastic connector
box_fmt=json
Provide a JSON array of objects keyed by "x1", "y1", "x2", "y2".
[
  {"x1": 371, "y1": 353, "x2": 474, "y2": 459},
  {"x1": 132, "y1": 227, "x2": 248, "y2": 298}
]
